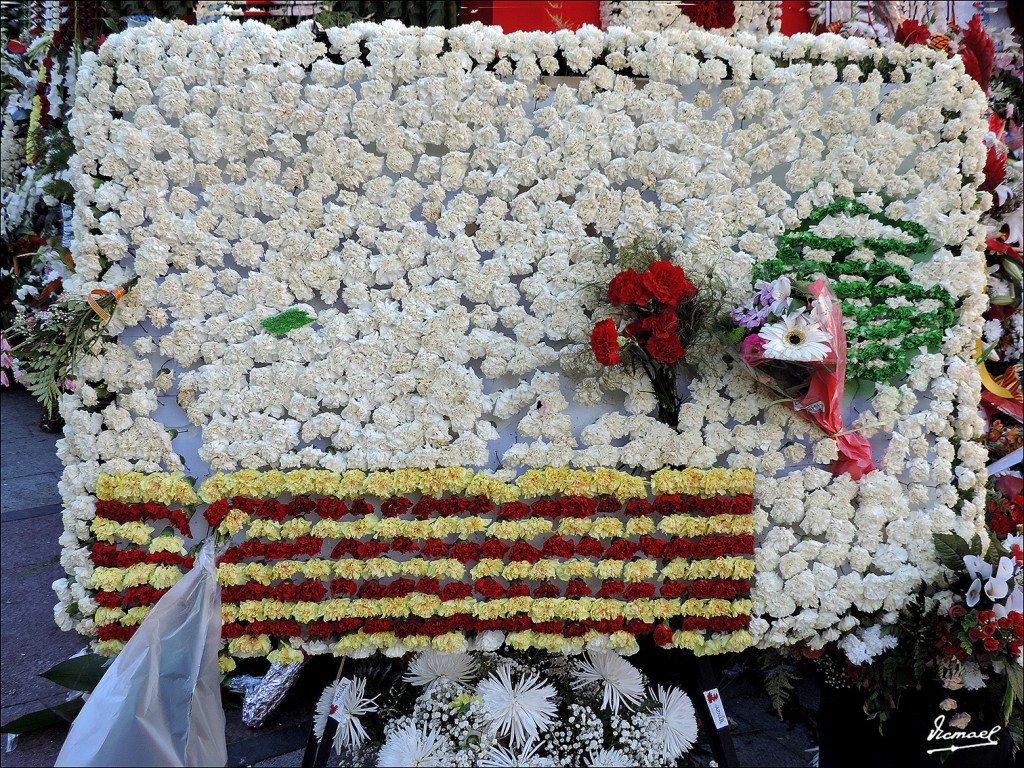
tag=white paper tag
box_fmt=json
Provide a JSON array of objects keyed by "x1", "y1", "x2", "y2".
[
  {"x1": 61, "y1": 204, "x2": 74, "y2": 247},
  {"x1": 703, "y1": 688, "x2": 729, "y2": 730},
  {"x1": 328, "y1": 678, "x2": 352, "y2": 722}
]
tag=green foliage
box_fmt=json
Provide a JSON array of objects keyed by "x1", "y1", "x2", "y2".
[
  {"x1": 0, "y1": 698, "x2": 83, "y2": 735},
  {"x1": 100, "y1": 1, "x2": 197, "y2": 21},
  {"x1": 752, "y1": 200, "x2": 955, "y2": 382},
  {"x1": 0, "y1": 653, "x2": 109, "y2": 735},
  {"x1": 40, "y1": 654, "x2": 109, "y2": 692},
  {"x1": 931, "y1": 532, "x2": 981, "y2": 572},
  {"x1": 763, "y1": 663, "x2": 798, "y2": 718},
  {"x1": 260, "y1": 308, "x2": 317, "y2": 336}
]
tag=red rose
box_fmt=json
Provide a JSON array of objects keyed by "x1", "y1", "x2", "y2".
[
  {"x1": 642, "y1": 261, "x2": 697, "y2": 306},
  {"x1": 608, "y1": 268, "x2": 651, "y2": 306},
  {"x1": 647, "y1": 332, "x2": 685, "y2": 364},
  {"x1": 948, "y1": 604, "x2": 968, "y2": 620},
  {"x1": 894, "y1": 19, "x2": 930, "y2": 46},
  {"x1": 590, "y1": 318, "x2": 621, "y2": 366},
  {"x1": 983, "y1": 637, "x2": 1000, "y2": 652}
]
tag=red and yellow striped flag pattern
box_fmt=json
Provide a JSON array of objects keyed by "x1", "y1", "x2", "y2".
[{"x1": 89, "y1": 468, "x2": 755, "y2": 659}]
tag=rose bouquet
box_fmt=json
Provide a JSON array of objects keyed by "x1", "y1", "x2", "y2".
[
  {"x1": 588, "y1": 242, "x2": 710, "y2": 426},
  {"x1": 726, "y1": 275, "x2": 875, "y2": 480}
]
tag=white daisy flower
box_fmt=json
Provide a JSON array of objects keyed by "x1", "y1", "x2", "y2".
[
  {"x1": 376, "y1": 722, "x2": 449, "y2": 767},
  {"x1": 476, "y1": 665, "x2": 558, "y2": 747},
  {"x1": 651, "y1": 686, "x2": 698, "y2": 761},
  {"x1": 587, "y1": 747, "x2": 634, "y2": 767},
  {"x1": 759, "y1": 312, "x2": 832, "y2": 362},
  {"x1": 313, "y1": 677, "x2": 378, "y2": 754},
  {"x1": 571, "y1": 651, "x2": 644, "y2": 714},
  {"x1": 404, "y1": 651, "x2": 479, "y2": 689},
  {"x1": 480, "y1": 740, "x2": 556, "y2": 767}
]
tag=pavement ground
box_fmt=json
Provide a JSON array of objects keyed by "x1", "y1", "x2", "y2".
[{"x1": 0, "y1": 385, "x2": 816, "y2": 767}]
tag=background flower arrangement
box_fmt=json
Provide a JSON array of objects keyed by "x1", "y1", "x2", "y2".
[{"x1": 310, "y1": 649, "x2": 701, "y2": 767}]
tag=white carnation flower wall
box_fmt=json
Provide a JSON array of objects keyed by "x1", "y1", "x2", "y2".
[{"x1": 55, "y1": 19, "x2": 990, "y2": 650}]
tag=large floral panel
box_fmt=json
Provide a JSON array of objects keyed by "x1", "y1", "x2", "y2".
[{"x1": 54, "y1": 20, "x2": 991, "y2": 658}]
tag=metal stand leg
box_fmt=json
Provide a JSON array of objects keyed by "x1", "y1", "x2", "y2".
[
  {"x1": 300, "y1": 658, "x2": 347, "y2": 768},
  {"x1": 692, "y1": 657, "x2": 740, "y2": 768}
]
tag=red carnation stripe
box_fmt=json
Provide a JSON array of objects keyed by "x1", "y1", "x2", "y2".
[
  {"x1": 98, "y1": 624, "x2": 139, "y2": 641},
  {"x1": 95, "y1": 500, "x2": 192, "y2": 537},
  {"x1": 94, "y1": 586, "x2": 168, "y2": 608},
  {"x1": 651, "y1": 494, "x2": 753, "y2": 516},
  {"x1": 661, "y1": 579, "x2": 751, "y2": 599},
  {"x1": 91, "y1": 543, "x2": 191, "y2": 568}
]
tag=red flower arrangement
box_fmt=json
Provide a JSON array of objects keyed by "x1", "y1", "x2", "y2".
[{"x1": 588, "y1": 247, "x2": 710, "y2": 425}]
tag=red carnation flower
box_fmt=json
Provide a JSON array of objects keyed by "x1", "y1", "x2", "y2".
[
  {"x1": 349, "y1": 499, "x2": 373, "y2": 516},
  {"x1": 499, "y1": 502, "x2": 531, "y2": 520},
  {"x1": 643, "y1": 261, "x2": 696, "y2": 306},
  {"x1": 507, "y1": 583, "x2": 531, "y2": 598},
  {"x1": 654, "y1": 624, "x2": 674, "y2": 646},
  {"x1": 597, "y1": 497, "x2": 621, "y2": 514},
  {"x1": 624, "y1": 499, "x2": 652, "y2": 517},
  {"x1": 647, "y1": 333, "x2": 685, "y2": 364},
  {"x1": 450, "y1": 542, "x2": 481, "y2": 563},
  {"x1": 534, "y1": 583, "x2": 561, "y2": 598},
  {"x1": 381, "y1": 497, "x2": 412, "y2": 517},
  {"x1": 508, "y1": 542, "x2": 542, "y2": 563},
  {"x1": 316, "y1": 498, "x2": 348, "y2": 519},
  {"x1": 595, "y1": 580, "x2": 624, "y2": 598},
  {"x1": 624, "y1": 583, "x2": 656, "y2": 600},
  {"x1": 590, "y1": 318, "x2": 621, "y2": 366},
  {"x1": 607, "y1": 268, "x2": 651, "y2": 306},
  {"x1": 576, "y1": 537, "x2": 605, "y2": 557},
  {"x1": 565, "y1": 580, "x2": 593, "y2": 597},
  {"x1": 419, "y1": 539, "x2": 449, "y2": 558},
  {"x1": 204, "y1": 499, "x2": 230, "y2": 529}
]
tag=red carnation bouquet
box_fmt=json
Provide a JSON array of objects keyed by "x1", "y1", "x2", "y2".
[{"x1": 588, "y1": 246, "x2": 709, "y2": 426}]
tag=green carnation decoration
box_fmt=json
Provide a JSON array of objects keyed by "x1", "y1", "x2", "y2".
[
  {"x1": 260, "y1": 308, "x2": 316, "y2": 336},
  {"x1": 753, "y1": 200, "x2": 955, "y2": 382}
]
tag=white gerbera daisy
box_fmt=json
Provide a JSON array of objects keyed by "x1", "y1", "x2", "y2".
[
  {"x1": 476, "y1": 665, "x2": 558, "y2": 747},
  {"x1": 480, "y1": 740, "x2": 556, "y2": 767},
  {"x1": 376, "y1": 722, "x2": 448, "y2": 767},
  {"x1": 759, "y1": 312, "x2": 832, "y2": 362},
  {"x1": 588, "y1": 747, "x2": 633, "y2": 767},
  {"x1": 404, "y1": 651, "x2": 479, "y2": 689},
  {"x1": 313, "y1": 677, "x2": 378, "y2": 754},
  {"x1": 571, "y1": 651, "x2": 644, "y2": 714},
  {"x1": 651, "y1": 686, "x2": 698, "y2": 761}
]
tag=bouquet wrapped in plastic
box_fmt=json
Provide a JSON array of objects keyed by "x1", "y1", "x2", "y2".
[{"x1": 728, "y1": 276, "x2": 875, "y2": 480}]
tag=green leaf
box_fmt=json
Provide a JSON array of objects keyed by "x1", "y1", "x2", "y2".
[
  {"x1": 260, "y1": 308, "x2": 316, "y2": 336},
  {"x1": 763, "y1": 664, "x2": 797, "y2": 719},
  {"x1": 0, "y1": 698, "x2": 83, "y2": 734},
  {"x1": 932, "y1": 533, "x2": 969, "y2": 571},
  {"x1": 39, "y1": 654, "x2": 108, "y2": 692},
  {"x1": 968, "y1": 534, "x2": 982, "y2": 557}
]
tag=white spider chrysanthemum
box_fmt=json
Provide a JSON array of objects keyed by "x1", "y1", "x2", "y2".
[
  {"x1": 403, "y1": 651, "x2": 479, "y2": 689},
  {"x1": 588, "y1": 747, "x2": 633, "y2": 767},
  {"x1": 476, "y1": 665, "x2": 558, "y2": 747},
  {"x1": 376, "y1": 722, "x2": 448, "y2": 767},
  {"x1": 571, "y1": 651, "x2": 644, "y2": 714},
  {"x1": 651, "y1": 686, "x2": 698, "y2": 761},
  {"x1": 313, "y1": 677, "x2": 378, "y2": 754},
  {"x1": 759, "y1": 312, "x2": 832, "y2": 362},
  {"x1": 480, "y1": 740, "x2": 556, "y2": 767}
]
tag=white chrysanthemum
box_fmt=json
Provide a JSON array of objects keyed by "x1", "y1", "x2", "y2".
[
  {"x1": 480, "y1": 740, "x2": 556, "y2": 767},
  {"x1": 476, "y1": 665, "x2": 558, "y2": 747},
  {"x1": 759, "y1": 312, "x2": 832, "y2": 363},
  {"x1": 376, "y1": 722, "x2": 448, "y2": 767},
  {"x1": 404, "y1": 651, "x2": 479, "y2": 689},
  {"x1": 651, "y1": 686, "x2": 698, "y2": 761},
  {"x1": 313, "y1": 677, "x2": 378, "y2": 753},
  {"x1": 571, "y1": 651, "x2": 644, "y2": 714},
  {"x1": 588, "y1": 747, "x2": 633, "y2": 767}
]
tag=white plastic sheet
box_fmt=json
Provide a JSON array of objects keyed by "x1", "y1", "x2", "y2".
[{"x1": 56, "y1": 540, "x2": 226, "y2": 767}]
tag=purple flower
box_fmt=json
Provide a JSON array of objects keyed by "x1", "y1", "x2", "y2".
[{"x1": 730, "y1": 301, "x2": 771, "y2": 329}]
